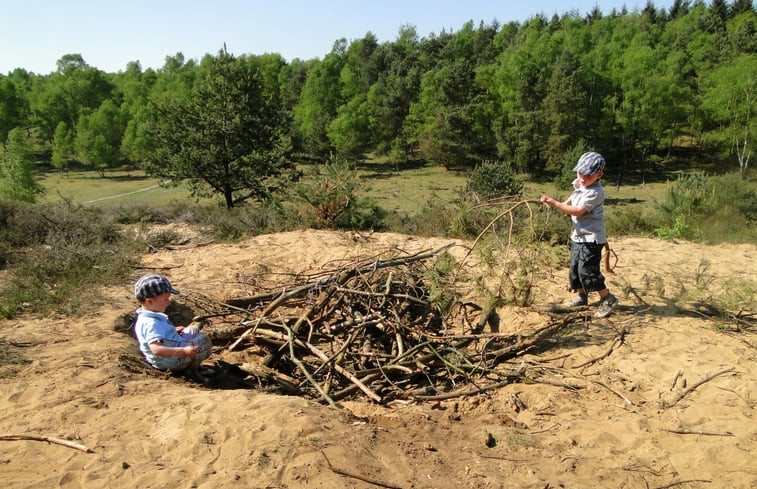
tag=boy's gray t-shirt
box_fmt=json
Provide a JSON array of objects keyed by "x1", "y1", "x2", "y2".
[{"x1": 569, "y1": 179, "x2": 607, "y2": 244}]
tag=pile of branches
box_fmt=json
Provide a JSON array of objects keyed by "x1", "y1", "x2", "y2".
[{"x1": 183, "y1": 245, "x2": 584, "y2": 406}]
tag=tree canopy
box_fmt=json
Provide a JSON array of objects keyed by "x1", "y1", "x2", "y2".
[{"x1": 0, "y1": 1, "x2": 755, "y2": 207}]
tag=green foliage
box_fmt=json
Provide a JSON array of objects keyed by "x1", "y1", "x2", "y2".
[
  {"x1": 660, "y1": 174, "x2": 716, "y2": 218},
  {"x1": 0, "y1": 200, "x2": 141, "y2": 318},
  {"x1": 2, "y1": 7, "x2": 757, "y2": 183},
  {"x1": 424, "y1": 251, "x2": 459, "y2": 316},
  {"x1": 188, "y1": 201, "x2": 295, "y2": 241},
  {"x1": 450, "y1": 198, "x2": 490, "y2": 239},
  {"x1": 0, "y1": 76, "x2": 25, "y2": 143},
  {"x1": 553, "y1": 142, "x2": 590, "y2": 190},
  {"x1": 74, "y1": 99, "x2": 126, "y2": 172},
  {"x1": 293, "y1": 50, "x2": 346, "y2": 157},
  {"x1": 327, "y1": 94, "x2": 372, "y2": 160},
  {"x1": 120, "y1": 105, "x2": 154, "y2": 164},
  {"x1": 51, "y1": 121, "x2": 74, "y2": 171},
  {"x1": 654, "y1": 172, "x2": 757, "y2": 243},
  {"x1": 466, "y1": 161, "x2": 524, "y2": 199},
  {"x1": 605, "y1": 206, "x2": 658, "y2": 237},
  {"x1": 145, "y1": 48, "x2": 295, "y2": 209},
  {"x1": 700, "y1": 53, "x2": 756, "y2": 179},
  {"x1": 28, "y1": 57, "x2": 115, "y2": 140},
  {"x1": 654, "y1": 215, "x2": 695, "y2": 241},
  {"x1": 291, "y1": 161, "x2": 385, "y2": 230},
  {"x1": 449, "y1": 196, "x2": 547, "y2": 244},
  {"x1": 714, "y1": 172, "x2": 757, "y2": 222},
  {"x1": 399, "y1": 196, "x2": 455, "y2": 237},
  {"x1": 0, "y1": 128, "x2": 43, "y2": 203}
]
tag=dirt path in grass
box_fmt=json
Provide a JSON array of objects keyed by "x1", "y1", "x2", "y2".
[{"x1": 1, "y1": 229, "x2": 755, "y2": 488}]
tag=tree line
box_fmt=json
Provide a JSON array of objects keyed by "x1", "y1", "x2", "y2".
[{"x1": 0, "y1": 0, "x2": 754, "y2": 207}]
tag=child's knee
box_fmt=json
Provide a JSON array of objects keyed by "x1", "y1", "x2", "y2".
[{"x1": 194, "y1": 334, "x2": 212, "y2": 361}]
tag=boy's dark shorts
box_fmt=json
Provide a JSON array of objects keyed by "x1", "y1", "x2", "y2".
[{"x1": 569, "y1": 241, "x2": 606, "y2": 292}]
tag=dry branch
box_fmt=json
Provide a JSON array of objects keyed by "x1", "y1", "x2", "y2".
[
  {"x1": 0, "y1": 434, "x2": 93, "y2": 453},
  {"x1": 662, "y1": 428, "x2": 734, "y2": 437},
  {"x1": 572, "y1": 326, "x2": 628, "y2": 369},
  {"x1": 226, "y1": 244, "x2": 455, "y2": 352},
  {"x1": 483, "y1": 312, "x2": 590, "y2": 361},
  {"x1": 592, "y1": 379, "x2": 633, "y2": 405},
  {"x1": 282, "y1": 324, "x2": 338, "y2": 408},
  {"x1": 662, "y1": 367, "x2": 735, "y2": 408},
  {"x1": 188, "y1": 239, "x2": 602, "y2": 404},
  {"x1": 654, "y1": 480, "x2": 712, "y2": 489},
  {"x1": 321, "y1": 450, "x2": 403, "y2": 489}
]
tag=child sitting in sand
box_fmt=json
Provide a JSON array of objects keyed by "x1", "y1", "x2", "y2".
[{"x1": 133, "y1": 274, "x2": 212, "y2": 372}]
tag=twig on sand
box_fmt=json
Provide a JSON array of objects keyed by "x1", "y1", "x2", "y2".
[
  {"x1": 592, "y1": 379, "x2": 633, "y2": 405},
  {"x1": 670, "y1": 369, "x2": 684, "y2": 391},
  {"x1": 662, "y1": 367, "x2": 735, "y2": 408},
  {"x1": 572, "y1": 326, "x2": 628, "y2": 369},
  {"x1": 653, "y1": 479, "x2": 712, "y2": 489},
  {"x1": 662, "y1": 428, "x2": 734, "y2": 437},
  {"x1": 321, "y1": 450, "x2": 403, "y2": 489},
  {"x1": 0, "y1": 434, "x2": 94, "y2": 453}
]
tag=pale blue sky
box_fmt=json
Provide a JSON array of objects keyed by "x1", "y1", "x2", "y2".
[{"x1": 2, "y1": 0, "x2": 677, "y2": 75}]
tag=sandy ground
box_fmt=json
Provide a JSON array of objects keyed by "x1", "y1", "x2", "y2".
[{"x1": 0, "y1": 229, "x2": 755, "y2": 489}]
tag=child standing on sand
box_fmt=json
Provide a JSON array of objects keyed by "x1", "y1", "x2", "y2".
[{"x1": 540, "y1": 151, "x2": 619, "y2": 318}]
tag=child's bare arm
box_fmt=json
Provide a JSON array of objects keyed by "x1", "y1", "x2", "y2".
[
  {"x1": 149, "y1": 341, "x2": 197, "y2": 359},
  {"x1": 540, "y1": 195, "x2": 586, "y2": 217}
]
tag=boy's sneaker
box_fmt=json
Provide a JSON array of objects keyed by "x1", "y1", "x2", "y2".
[
  {"x1": 564, "y1": 294, "x2": 588, "y2": 307},
  {"x1": 594, "y1": 293, "x2": 619, "y2": 318}
]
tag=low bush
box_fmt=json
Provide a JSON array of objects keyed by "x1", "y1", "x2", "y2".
[
  {"x1": 112, "y1": 202, "x2": 172, "y2": 225},
  {"x1": 291, "y1": 161, "x2": 386, "y2": 231},
  {"x1": 0, "y1": 201, "x2": 142, "y2": 318},
  {"x1": 466, "y1": 161, "x2": 524, "y2": 199},
  {"x1": 653, "y1": 173, "x2": 757, "y2": 243},
  {"x1": 606, "y1": 206, "x2": 659, "y2": 237}
]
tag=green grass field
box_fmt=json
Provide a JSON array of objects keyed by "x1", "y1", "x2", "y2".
[
  {"x1": 38, "y1": 168, "x2": 197, "y2": 206},
  {"x1": 37, "y1": 161, "x2": 675, "y2": 216}
]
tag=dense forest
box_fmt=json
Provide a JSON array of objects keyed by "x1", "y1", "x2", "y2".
[{"x1": 0, "y1": 0, "x2": 754, "y2": 207}]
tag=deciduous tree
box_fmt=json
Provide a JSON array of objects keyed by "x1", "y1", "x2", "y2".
[
  {"x1": 0, "y1": 128, "x2": 43, "y2": 203},
  {"x1": 701, "y1": 53, "x2": 755, "y2": 179}
]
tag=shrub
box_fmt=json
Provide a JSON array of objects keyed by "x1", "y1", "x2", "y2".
[
  {"x1": 0, "y1": 201, "x2": 142, "y2": 318},
  {"x1": 711, "y1": 173, "x2": 757, "y2": 223},
  {"x1": 658, "y1": 174, "x2": 716, "y2": 219},
  {"x1": 178, "y1": 201, "x2": 296, "y2": 241},
  {"x1": 112, "y1": 202, "x2": 171, "y2": 225},
  {"x1": 606, "y1": 207, "x2": 658, "y2": 237},
  {"x1": 466, "y1": 161, "x2": 524, "y2": 199},
  {"x1": 653, "y1": 172, "x2": 757, "y2": 243},
  {"x1": 292, "y1": 161, "x2": 386, "y2": 231},
  {"x1": 145, "y1": 228, "x2": 183, "y2": 248}
]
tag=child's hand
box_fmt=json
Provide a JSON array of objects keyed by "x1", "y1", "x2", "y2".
[{"x1": 183, "y1": 345, "x2": 198, "y2": 359}]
